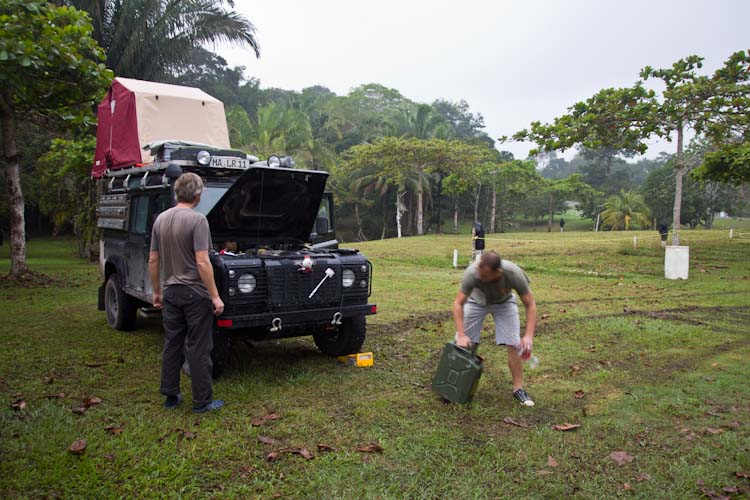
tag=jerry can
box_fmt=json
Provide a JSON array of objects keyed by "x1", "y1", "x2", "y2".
[{"x1": 432, "y1": 342, "x2": 483, "y2": 404}]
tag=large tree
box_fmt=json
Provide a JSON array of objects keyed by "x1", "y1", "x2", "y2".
[
  {"x1": 0, "y1": 0, "x2": 112, "y2": 276},
  {"x1": 68, "y1": 0, "x2": 259, "y2": 81},
  {"x1": 344, "y1": 137, "x2": 491, "y2": 237}
]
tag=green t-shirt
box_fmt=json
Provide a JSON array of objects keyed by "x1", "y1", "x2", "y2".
[{"x1": 460, "y1": 260, "x2": 531, "y2": 305}]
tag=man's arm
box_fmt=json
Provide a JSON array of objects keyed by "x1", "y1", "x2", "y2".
[
  {"x1": 148, "y1": 251, "x2": 162, "y2": 309},
  {"x1": 452, "y1": 290, "x2": 471, "y2": 347},
  {"x1": 195, "y1": 250, "x2": 224, "y2": 316},
  {"x1": 519, "y1": 290, "x2": 537, "y2": 352}
]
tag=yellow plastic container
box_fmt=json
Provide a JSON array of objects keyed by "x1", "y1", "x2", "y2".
[{"x1": 337, "y1": 352, "x2": 374, "y2": 367}]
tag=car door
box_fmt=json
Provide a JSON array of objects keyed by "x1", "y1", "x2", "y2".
[{"x1": 125, "y1": 194, "x2": 150, "y2": 299}]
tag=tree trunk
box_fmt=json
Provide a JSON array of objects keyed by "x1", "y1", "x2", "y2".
[
  {"x1": 672, "y1": 125, "x2": 684, "y2": 246},
  {"x1": 490, "y1": 184, "x2": 497, "y2": 233},
  {"x1": 453, "y1": 200, "x2": 459, "y2": 233},
  {"x1": 436, "y1": 175, "x2": 443, "y2": 234},
  {"x1": 473, "y1": 184, "x2": 481, "y2": 223},
  {"x1": 547, "y1": 195, "x2": 553, "y2": 232},
  {"x1": 395, "y1": 191, "x2": 406, "y2": 238},
  {"x1": 0, "y1": 96, "x2": 28, "y2": 276},
  {"x1": 416, "y1": 171, "x2": 424, "y2": 235},
  {"x1": 354, "y1": 203, "x2": 367, "y2": 241}
]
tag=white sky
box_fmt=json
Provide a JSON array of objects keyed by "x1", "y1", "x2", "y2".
[{"x1": 218, "y1": 0, "x2": 749, "y2": 160}]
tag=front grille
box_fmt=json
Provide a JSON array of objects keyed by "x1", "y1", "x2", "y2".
[{"x1": 266, "y1": 261, "x2": 342, "y2": 311}]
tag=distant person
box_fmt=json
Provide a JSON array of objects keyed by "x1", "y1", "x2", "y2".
[
  {"x1": 472, "y1": 222, "x2": 485, "y2": 262},
  {"x1": 452, "y1": 251, "x2": 537, "y2": 406},
  {"x1": 149, "y1": 172, "x2": 225, "y2": 413},
  {"x1": 559, "y1": 218, "x2": 565, "y2": 232},
  {"x1": 658, "y1": 223, "x2": 669, "y2": 247}
]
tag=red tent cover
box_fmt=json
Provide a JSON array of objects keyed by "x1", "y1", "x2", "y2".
[{"x1": 92, "y1": 77, "x2": 230, "y2": 178}]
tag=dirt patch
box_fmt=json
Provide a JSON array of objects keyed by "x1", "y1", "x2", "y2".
[
  {"x1": 369, "y1": 311, "x2": 453, "y2": 338},
  {"x1": 0, "y1": 270, "x2": 78, "y2": 289}
]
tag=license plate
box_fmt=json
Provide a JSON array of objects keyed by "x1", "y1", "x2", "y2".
[{"x1": 210, "y1": 156, "x2": 250, "y2": 169}]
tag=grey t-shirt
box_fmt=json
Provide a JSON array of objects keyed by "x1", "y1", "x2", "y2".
[
  {"x1": 150, "y1": 207, "x2": 212, "y2": 297},
  {"x1": 460, "y1": 260, "x2": 531, "y2": 305}
]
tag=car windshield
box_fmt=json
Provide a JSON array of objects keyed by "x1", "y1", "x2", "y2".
[{"x1": 195, "y1": 185, "x2": 229, "y2": 215}]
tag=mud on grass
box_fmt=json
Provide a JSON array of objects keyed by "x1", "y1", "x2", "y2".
[{"x1": 1, "y1": 234, "x2": 749, "y2": 499}]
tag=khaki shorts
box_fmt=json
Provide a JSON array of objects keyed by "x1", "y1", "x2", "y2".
[{"x1": 458, "y1": 295, "x2": 521, "y2": 347}]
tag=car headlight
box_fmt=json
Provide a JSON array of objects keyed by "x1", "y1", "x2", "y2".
[
  {"x1": 268, "y1": 155, "x2": 281, "y2": 168},
  {"x1": 196, "y1": 150, "x2": 211, "y2": 165},
  {"x1": 237, "y1": 273, "x2": 256, "y2": 293},
  {"x1": 342, "y1": 269, "x2": 355, "y2": 288}
]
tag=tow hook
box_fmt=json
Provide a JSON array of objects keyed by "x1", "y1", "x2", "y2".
[
  {"x1": 270, "y1": 317, "x2": 282, "y2": 333},
  {"x1": 331, "y1": 312, "x2": 343, "y2": 326}
]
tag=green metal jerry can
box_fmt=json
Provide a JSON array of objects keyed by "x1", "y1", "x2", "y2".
[{"x1": 432, "y1": 342, "x2": 484, "y2": 404}]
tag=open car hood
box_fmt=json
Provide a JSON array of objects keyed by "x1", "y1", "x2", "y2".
[{"x1": 206, "y1": 166, "x2": 329, "y2": 243}]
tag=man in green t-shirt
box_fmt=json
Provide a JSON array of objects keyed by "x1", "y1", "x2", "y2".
[{"x1": 452, "y1": 251, "x2": 538, "y2": 406}]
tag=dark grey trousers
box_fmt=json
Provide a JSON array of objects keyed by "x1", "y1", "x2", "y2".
[{"x1": 160, "y1": 285, "x2": 214, "y2": 408}]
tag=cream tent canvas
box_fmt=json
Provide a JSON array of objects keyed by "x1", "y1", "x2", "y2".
[{"x1": 92, "y1": 77, "x2": 230, "y2": 177}]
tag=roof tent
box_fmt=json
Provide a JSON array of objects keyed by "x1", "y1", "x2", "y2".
[{"x1": 92, "y1": 77, "x2": 230, "y2": 178}]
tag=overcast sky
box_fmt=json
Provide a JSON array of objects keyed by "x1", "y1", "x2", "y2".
[{"x1": 218, "y1": 0, "x2": 749, "y2": 160}]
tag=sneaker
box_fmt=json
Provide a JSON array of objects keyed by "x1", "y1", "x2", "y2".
[
  {"x1": 513, "y1": 389, "x2": 535, "y2": 407},
  {"x1": 193, "y1": 399, "x2": 224, "y2": 413},
  {"x1": 163, "y1": 393, "x2": 182, "y2": 409}
]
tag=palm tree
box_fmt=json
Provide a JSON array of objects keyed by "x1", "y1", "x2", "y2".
[
  {"x1": 601, "y1": 190, "x2": 651, "y2": 230},
  {"x1": 69, "y1": 0, "x2": 259, "y2": 81}
]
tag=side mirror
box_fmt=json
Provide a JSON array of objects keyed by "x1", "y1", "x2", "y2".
[
  {"x1": 165, "y1": 163, "x2": 182, "y2": 181},
  {"x1": 316, "y1": 217, "x2": 329, "y2": 235}
]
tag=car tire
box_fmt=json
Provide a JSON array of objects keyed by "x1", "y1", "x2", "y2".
[
  {"x1": 313, "y1": 316, "x2": 366, "y2": 356},
  {"x1": 104, "y1": 273, "x2": 137, "y2": 331}
]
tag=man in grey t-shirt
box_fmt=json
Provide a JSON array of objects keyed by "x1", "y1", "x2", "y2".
[
  {"x1": 149, "y1": 172, "x2": 225, "y2": 413},
  {"x1": 452, "y1": 251, "x2": 538, "y2": 406}
]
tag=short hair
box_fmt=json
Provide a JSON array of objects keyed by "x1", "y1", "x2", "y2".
[
  {"x1": 479, "y1": 251, "x2": 502, "y2": 271},
  {"x1": 174, "y1": 173, "x2": 203, "y2": 203}
]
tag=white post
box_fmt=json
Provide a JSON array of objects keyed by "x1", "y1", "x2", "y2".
[
  {"x1": 729, "y1": 229, "x2": 734, "y2": 239},
  {"x1": 595, "y1": 212, "x2": 600, "y2": 232},
  {"x1": 633, "y1": 236, "x2": 637, "y2": 248},
  {"x1": 453, "y1": 249, "x2": 458, "y2": 269}
]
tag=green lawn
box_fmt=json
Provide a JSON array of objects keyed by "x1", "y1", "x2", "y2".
[{"x1": 1, "y1": 231, "x2": 749, "y2": 499}]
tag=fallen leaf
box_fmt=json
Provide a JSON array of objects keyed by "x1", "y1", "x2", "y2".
[
  {"x1": 622, "y1": 483, "x2": 633, "y2": 491},
  {"x1": 10, "y1": 399, "x2": 26, "y2": 411},
  {"x1": 180, "y1": 430, "x2": 196, "y2": 440},
  {"x1": 251, "y1": 418, "x2": 266, "y2": 427},
  {"x1": 722, "y1": 421, "x2": 741, "y2": 430},
  {"x1": 558, "y1": 308, "x2": 566, "y2": 313},
  {"x1": 83, "y1": 396, "x2": 103, "y2": 408},
  {"x1": 43, "y1": 376, "x2": 54, "y2": 384},
  {"x1": 47, "y1": 393, "x2": 65, "y2": 399},
  {"x1": 356, "y1": 443, "x2": 383, "y2": 453},
  {"x1": 104, "y1": 424, "x2": 125, "y2": 435},
  {"x1": 737, "y1": 472, "x2": 750, "y2": 479},
  {"x1": 263, "y1": 412, "x2": 280, "y2": 421},
  {"x1": 585, "y1": 345, "x2": 596, "y2": 352},
  {"x1": 705, "y1": 427, "x2": 724, "y2": 435},
  {"x1": 317, "y1": 444, "x2": 336, "y2": 453},
  {"x1": 570, "y1": 364, "x2": 581, "y2": 372},
  {"x1": 635, "y1": 473, "x2": 651, "y2": 482},
  {"x1": 68, "y1": 439, "x2": 87, "y2": 454},
  {"x1": 623, "y1": 306, "x2": 631, "y2": 313},
  {"x1": 104, "y1": 453, "x2": 116, "y2": 461},
  {"x1": 547, "y1": 455, "x2": 559, "y2": 468},
  {"x1": 552, "y1": 423, "x2": 581, "y2": 431},
  {"x1": 266, "y1": 451, "x2": 281, "y2": 462},
  {"x1": 574, "y1": 390, "x2": 585, "y2": 399},
  {"x1": 503, "y1": 416, "x2": 532, "y2": 428},
  {"x1": 722, "y1": 486, "x2": 740, "y2": 494},
  {"x1": 610, "y1": 451, "x2": 635, "y2": 465},
  {"x1": 711, "y1": 362, "x2": 719, "y2": 368},
  {"x1": 71, "y1": 406, "x2": 87, "y2": 415},
  {"x1": 537, "y1": 470, "x2": 551, "y2": 475},
  {"x1": 291, "y1": 447, "x2": 314, "y2": 460},
  {"x1": 258, "y1": 436, "x2": 280, "y2": 446},
  {"x1": 540, "y1": 313, "x2": 550, "y2": 320}
]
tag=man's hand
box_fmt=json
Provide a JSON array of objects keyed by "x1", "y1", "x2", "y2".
[
  {"x1": 153, "y1": 291, "x2": 163, "y2": 310},
  {"x1": 455, "y1": 332, "x2": 472, "y2": 348},
  {"x1": 520, "y1": 334, "x2": 533, "y2": 354},
  {"x1": 212, "y1": 296, "x2": 224, "y2": 316}
]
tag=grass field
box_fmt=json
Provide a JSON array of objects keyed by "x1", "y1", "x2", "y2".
[{"x1": 1, "y1": 230, "x2": 749, "y2": 499}]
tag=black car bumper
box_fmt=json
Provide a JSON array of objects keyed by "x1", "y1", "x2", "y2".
[{"x1": 216, "y1": 303, "x2": 377, "y2": 330}]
